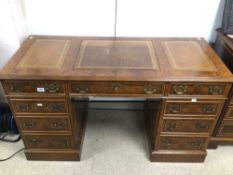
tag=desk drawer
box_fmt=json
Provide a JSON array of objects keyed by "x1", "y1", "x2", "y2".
[
  {"x1": 168, "y1": 83, "x2": 230, "y2": 96},
  {"x1": 159, "y1": 136, "x2": 207, "y2": 150},
  {"x1": 70, "y1": 82, "x2": 164, "y2": 95},
  {"x1": 217, "y1": 121, "x2": 233, "y2": 136},
  {"x1": 23, "y1": 134, "x2": 73, "y2": 149},
  {"x1": 224, "y1": 106, "x2": 233, "y2": 119},
  {"x1": 3, "y1": 80, "x2": 65, "y2": 95},
  {"x1": 17, "y1": 117, "x2": 71, "y2": 132},
  {"x1": 162, "y1": 118, "x2": 214, "y2": 133},
  {"x1": 10, "y1": 99, "x2": 68, "y2": 114},
  {"x1": 164, "y1": 100, "x2": 223, "y2": 116}
]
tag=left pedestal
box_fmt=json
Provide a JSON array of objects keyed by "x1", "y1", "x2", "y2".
[{"x1": 2, "y1": 80, "x2": 87, "y2": 161}]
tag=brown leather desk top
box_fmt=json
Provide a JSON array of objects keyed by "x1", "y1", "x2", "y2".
[{"x1": 0, "y1": 36, "x2": 232, "y2": 82}]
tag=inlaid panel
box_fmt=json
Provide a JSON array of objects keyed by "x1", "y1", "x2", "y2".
[
  {"x1": 75, "y1": 40, "x2": 159, "y2": 70},
  {"x1": 162, "y1": 41, "x2": 217, "y2": 71},
  {"x1": 16, "y1": 39, "x2": 71, "y2": 69}
]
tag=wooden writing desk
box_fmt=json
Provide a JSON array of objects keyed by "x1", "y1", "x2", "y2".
[{"x1": 0, "y1": 36, "x2": 232, "y2": 162}]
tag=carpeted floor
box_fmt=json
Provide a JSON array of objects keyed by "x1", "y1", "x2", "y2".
[{"x1": 0, "y1": 110, "x2": 233, "y2": 175}]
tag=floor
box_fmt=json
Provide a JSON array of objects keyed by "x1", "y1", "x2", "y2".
[{"x1": 0, "y1": 110, "x2": 233, "y2": 175}]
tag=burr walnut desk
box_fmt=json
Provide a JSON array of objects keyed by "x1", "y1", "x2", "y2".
[{"x1": 0, "y1": 36, "x2": 232, "y2": 162}]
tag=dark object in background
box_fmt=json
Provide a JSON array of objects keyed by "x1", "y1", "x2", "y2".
[
  {"x1": 0, "y1": 103, "x2": 18, "y2": 134},
  {"x1": 208, "y1": 30, "x2": 233, "y2": 148},
  {"x1": 222, "y1": 0, "x2": 233, "y2": 34}
]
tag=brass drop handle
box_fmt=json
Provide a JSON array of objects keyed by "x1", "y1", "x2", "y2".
[
  {"x1": 44, "y1": 83, "x2": 60, "y2": 93},
  {"x1": 75, "y1": 86, "x2": 89, "y2": 94},
  {"x1": 191, "y1": 141, "x2": 203, "y2": 148},
  {"x1": 50, "y1": 104, "x2": 63, "y2": 112},
  {"x1": 172, "y1": 85, "x2": 188, "y2": 95},
  {"x1": 209, "y1": 86, "x2": 224, "y2": 95},
  {"x1": 23, "y1": 122, "x2": 36, "y2": 129},
  {"x1": 195, "y1": 123, "x2": 210, "y2": 130},
  {"x1": 52, "y1": 122, "x2": 64, "y2": 129},
  {"x1": 10, "y1": 84, "x2": 24, "y2": 93},
  {"x1": 162, "y1": 139, "x2": 173, "y2": 147},
  {"x1": 111, "y1": 83, "x2": 122, "y2": 91},
  {"x1": 169, "y1": 104, "x2": 181, "y2": 113},
  {"x1": 202, "y1": 105, "x2": 216, "y2": 113},
  {"x1": 144, "y1": 85, "x2": 157, "y2": 94},
  {"x1": 18, "y1": 104, "x2": 29, "y2": 112},
  {"x1": 55, "y1": 139, "x2": 68, "y2": 146},
  {"x1": 165, "y1": 122, "x2": 180, "y2": 131},
  {"x1": 29, "y1": 138, "x2": 41, "y2": 145}
]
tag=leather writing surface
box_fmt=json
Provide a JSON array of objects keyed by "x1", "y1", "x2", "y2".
[
  {"x1": 17, "y1": 39, "x2": 71, "y2": 69},
  {"x1": 162, "y1": 41, "x2": 217, "y2": 71},
  {"x1": 75, "y1": 40, "x2": 158, "y2": 70}
]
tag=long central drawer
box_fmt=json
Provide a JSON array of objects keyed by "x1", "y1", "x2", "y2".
[{"x1": 70, "y1": 82, "x2": 165, "y2": 95}]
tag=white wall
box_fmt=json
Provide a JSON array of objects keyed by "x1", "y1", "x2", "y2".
[
  {"x1": 0, "y1": 0, "x2": 28, "y2": 102},
  {"x1": 22, "y1": 0, "x2": 225, "y2": 42},
  {"x1": 0, "y1": 0, "x2": 28, "y2": 68}
]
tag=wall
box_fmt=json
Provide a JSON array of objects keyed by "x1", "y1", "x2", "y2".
[
  {"x1": 22, "y1": 0, "x2": 225, "y2": 42},
  {"x1": 0, "y1": 0, "x2": 28, "y2": 68},
  {"x1": 0, "y1": 0, "x2": 28, "y2": 102}
]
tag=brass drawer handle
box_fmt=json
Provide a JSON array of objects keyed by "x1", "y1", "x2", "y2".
[
  {"x1": 55, "y1": 139, "x2": 68, "y2": 146},
  {"x1": 52, "y1": 122, "x2": 65, "y2": 129},
  {"x1": 169, "y1": 104, "x2": 181, "y2": 113},
  {"x1": 44, "y1": 83, "x2": 60, "y2": 93},
  {"x1": 23, "y1": 122, "x2": 36, "y2": 129},
  {"x1": 191, "y1": 141, "x2": 203, "y2": 148},
  {"x1": 162, "y1": 139, "x2": 173, "y2": 147},
  {"x1": 50, "y1": 104, "x2": 64, "y2": 112},
  {"x1": 202, "y1": 105, "x2": 216, "y2": 113},
  {"x1": 75, "y1": 86, "x2": 89, "y2": 94},
  {"x1": 195, "y1": 123, "x2": 210, "y2": 130},
  {"x1": 111, "y1": 83, "x2": 122, "y2": 91},
  {"x1": 10, "y1": 84, "x2": 24, "y2": 93},
  {"x1": 209, "y1": 86, "x2": 224, "y2": 95},
  {"x1": 17, "y1": 104, "x2": 29, "y2": 112},
  {"x1": 172, "y1": 85, "x2": 188, "y2": 95},
  {"x1": 144, "y1": 85, "x2": 157, "y2": 94},
  {"x1": 29, "y1": 138, "x2": 41, "y2": 145},
  {"x1": 165, "y1": 122, "x2": 180, "y2": 131}
]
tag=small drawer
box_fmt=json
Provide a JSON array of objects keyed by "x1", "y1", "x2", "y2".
[
  {"x1": 23, "y1": 134, "x2": 73, "y2": 149},
  {"x1": 217, "y1": 122, "x2": 233, "y2": 136},
  {"x1": 70, "y1": 82, "x2": 164, "y2": 95},
  {"x1": 162, "y1": 118, "x2": 214, "y2": 133},
  {"x1": 17, "y1": 117, "x2": 71, "y2": 131},
  {"x1": 168, "y1": 83, "x2": 230, "y2": 96},
  {"x1": 164, "y1": 100, "x2": 223, "y2": 116},
  {"x1": 224, "y1": 106, "x2": 233, "y2": 119},
  {"x1": 10, "y1": 99, "x2": 68, "y2": 114},
  {"x1": 3, "y1": 80, "x2": 65, "y2": 95},
  {"x1": 159, "y1": 136, "x2": 207, "y2": 150}
]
